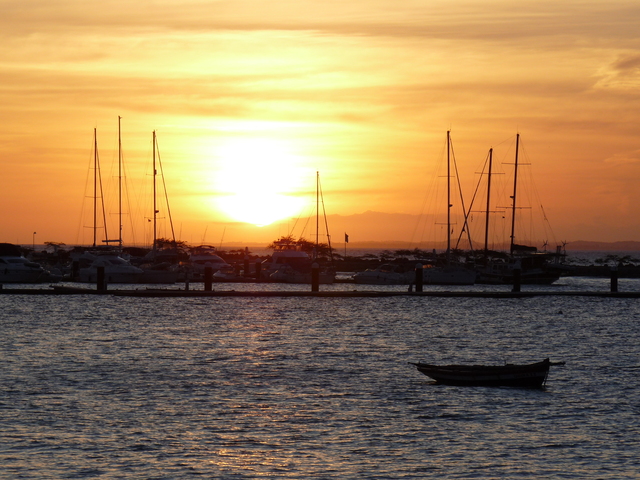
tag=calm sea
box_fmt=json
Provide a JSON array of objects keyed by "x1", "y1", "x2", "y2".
[{"x1": 2, "y1": 278, "x2": 640, "y2": 479}]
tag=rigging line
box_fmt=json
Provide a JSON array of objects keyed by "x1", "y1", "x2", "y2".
[
  {"x1": 120, "y1": 142, "x2": 137, "y2": 247},
  {"x1": 155, "y1": 135, "x2": 177, "y2": 243},
  {"x1": 219, "y1": 227, "x2": 226, "y2": 250},
  {"x1": 97, "y1": 140, "x2": 109, "y2": 245},
  {"x1": 76, "y1": 128, "x2": 104, "y2": 244},
  {"x1": 410, "y1": 137, "x2": 446, "y2": 247},
  {"x1": 288, "y1": 201, "x2": 310, "y2": 240},
  {"x1": 516, "y1": 139, "x2": 556, "y2": 247},
  {"x1": 77, "y1": 132, "x2": 94, "y2": 245},
  {"x1": 299, "y1": 203, "x2": 313, "y2": 240},
  {"x1": 539, "y1": 203, "x2": 558, "y2": 243},
  {"x1": 520, "y1": 138, "x2": 558, "y2": 245},
  {"x1": 318, "y1": 175, "x2": 333, "y2": 261},
  {"x1": 450, "y1": 138, "x2": 474, "y2": 252},
  {"x1": 456, "y1": 149, "x2": 491, "y2": 249},
  {"x1": 287, "y1": 193, "x2": 312, "y2": 239}
]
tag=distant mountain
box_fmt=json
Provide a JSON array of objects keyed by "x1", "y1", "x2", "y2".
[
  {"x1": 565, "y1": 241, "x2": 640, "y2": 251},
  {"x1": 214, "y1": 211, "x2": 640, "y2": 251}
]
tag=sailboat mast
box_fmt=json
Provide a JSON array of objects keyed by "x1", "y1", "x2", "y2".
[
  {"x1": 484, "y1": 148, "x2": 493, "y2": 253},
  {"x1": 315, "y1": 171, "x2": 319, "y2": 260},
  {"x1": 155, "y1": 135, "x2": 177, "y2": 244},
  {"x1": 153, "y1": 130, "x2": 157, "y2": 253},
  {"x1": 509, "y1": 133, "x2": 520, "y2": 254},
  {"x1": 118, "y1": 115, "x2": 123, "y2": 248},
  {"x1": 447, "y1": 131, "x2": 451, "y2": 257},
  {"x1": 93, "y1": 128, "x2": 98, "y2": 248}
]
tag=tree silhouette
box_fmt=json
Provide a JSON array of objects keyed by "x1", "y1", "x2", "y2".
[{"x1": 267, "y1": 235, "x2": 332, "y2": 259}]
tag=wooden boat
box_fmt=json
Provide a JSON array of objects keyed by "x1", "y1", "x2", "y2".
[{"x1": 410, "y1": 358, "x2": 563, "y2": 388}]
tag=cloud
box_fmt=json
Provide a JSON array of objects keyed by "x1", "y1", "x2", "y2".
[
  {"x1": 594, "y1": 54, "x2": 640, "y2": 90},
  {"x1": 2, "y1": 0, "x2": 638, "y2": 44},
  {"x1": 604, "y1": 150, "x2": 640, "y2": 165}
]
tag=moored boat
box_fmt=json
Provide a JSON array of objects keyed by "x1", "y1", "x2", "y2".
[
  {"x1": 417, "y1": 131, "x2": 476, "y2": 285},
  {"x1": 475, "y1": 249, "x2": 564, "y2": 285},
  {"x1": 138, "y1": 131, "x2": 181, "y2": 284},
  {"x1": 410, "y1": 358, "x2": 563, "y2": 388},
  {"x1": 470, "y1": 134, "x2": 566, "y2": 285},
  {"x1": 263, "y1": 241, "x2": 335, "y2": 284},
  {"x1": 186, "y1": 245, "x2": 230, "y2": 279},
  {"x1": 212, "y1": 264, "x2": 246, "y2": 282},
  {"x1": 422, "y1": 263, "x2": 476, "y2": 285},
  {"x1": 76, "y1": 250, "x2": 144, "y2": 283},
  {"x1": 0, "y1": 243, "x2": 61, "y2": 284},
  {"x1": 264, "y1": 172, "x2": 336, "y2": 285},
  {"x1": 353, "y1": 263, "x2": 413, "y2": 285}
]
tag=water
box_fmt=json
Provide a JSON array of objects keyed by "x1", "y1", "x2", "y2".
[{"x1": 2, "y1": 280, "x2": 640, "y2": 478}]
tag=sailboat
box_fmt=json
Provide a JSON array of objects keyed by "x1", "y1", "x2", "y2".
[
  {"x1": 139, "y1": 131, "x2": 181, "y2": 284},
  {"x1": 474, "y1": 134, "x2": 564, "y2": 285},
  {"x1": 267, "y1": 172, "x2": 335, "y2": 284},
  {"x1": 421, "y1": 131, "x2": 476, "y2": 285},
  {"x1": 76, "y1": 119, "x2": 143, "y2": 284}
]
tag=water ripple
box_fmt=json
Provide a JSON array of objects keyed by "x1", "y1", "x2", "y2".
[{"x1": 1, "y1": 287, "x2": 639, "y2": 478}]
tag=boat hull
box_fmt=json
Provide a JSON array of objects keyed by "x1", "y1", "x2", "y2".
[
  {"x1": 138, "y1": 270, "x2": 179, "y2": 284},
  {"x1": 412, "y1": 359, "x2": 551, "y2": 388},
  {"x1": 78, "y1": 269, "x2": 143, "y2": 284},
  {"x1": 270, "y1": 270, "x2": 335, "y2": 284},
  {"x1": 476, "y1": 270, "x2": 560, "y2": 285},
  {"x1": 353, "y1": 273, "x2": 410, "y2": 285},
  {"x1": 0, "y1": 256, "x2": 60, "y2": 284},
  {"x1": 422, "y1": 265, "x2": 476, "y2": 285}
]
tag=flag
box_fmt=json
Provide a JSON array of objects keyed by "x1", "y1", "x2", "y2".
[{"x1": 345, "y1": 233, "x2": 349, "y2": 243}]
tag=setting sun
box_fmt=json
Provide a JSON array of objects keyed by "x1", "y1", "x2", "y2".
[
  {"x1": 2, "y1": 1, "x2": 640, "y2": 246},
  {"x1": 212, "y1": 138, "x2": 309, "y2": 226}
]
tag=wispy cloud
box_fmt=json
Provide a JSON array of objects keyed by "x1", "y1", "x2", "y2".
[{"x1": 3, "y1": 1, "x2": 640, "y2": 243}]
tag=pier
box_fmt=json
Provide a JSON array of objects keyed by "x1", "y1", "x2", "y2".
[{"x1": 1, "y1": 285, "x2": 639, "y2": 298}]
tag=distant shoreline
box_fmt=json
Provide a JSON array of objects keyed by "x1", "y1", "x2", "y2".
[
  {"x1": 218, "y1": 240, "x2": 640, "y2": 252},
  {"x1": 14, "y1": 240, "x2": 640, "y2": 253}
]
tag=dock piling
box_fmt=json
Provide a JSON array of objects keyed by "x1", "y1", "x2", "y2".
[
  {"x1": 204, "y1": 266, "x2": 213, "y2": 291},
  {"x1": 414, "y1": 263, "x2": 423, "y2": 293},
  {"x1": 255, "y1": 262, "x2": 262, "y2": 282},
  {"x1": 311, "y1": 263, "x2": 319, "y2": 292},
  {"x1": 97, "y1": 266, "x2": 106, "y2": 292},
  {"x1": 512, "y1": 267, "x2": 521, "y2": 293}
]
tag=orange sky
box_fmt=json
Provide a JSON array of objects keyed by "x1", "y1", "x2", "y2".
[{"x1": 2, "y1": 1, "x2": 640, "y2": 249}]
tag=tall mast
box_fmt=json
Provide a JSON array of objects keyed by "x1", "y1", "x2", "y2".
[
  {"x1": 118, "y1": 115, "x2": 123, "y2": 248},
  {"x1": 484, "y1": 148, "x2": 493, "y2": 253},
  {"x1": 447, "y1": 131, "x2": 451, "y2": 258},
  {"x1": 153, "y1": 130, "x2": 157, "y2": 253},
  {"x1": 156, "y1": 133, "x2": 177, "y2": 244},
  {"x1": 509, "y1": 133, "x2": 520, "y2": 254},
  {"x1": 93, "y1": 128, "x2": 98, "y2": 248},
  {"x1": 315, "y1": 171, "x2": 319, "y2": 260}
]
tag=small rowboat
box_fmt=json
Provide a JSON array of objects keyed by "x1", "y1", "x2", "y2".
[{"x1": 410, "y1": 358, "x2": 564, "y2": 388}]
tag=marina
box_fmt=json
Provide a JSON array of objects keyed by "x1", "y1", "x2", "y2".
[{"x1": 4, "y1": 3, "x2": 640, "y2": 478}]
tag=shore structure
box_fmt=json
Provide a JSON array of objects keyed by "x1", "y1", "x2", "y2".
[{"x1": 0, "y1": 284, "x2": 637, "y2": 298}]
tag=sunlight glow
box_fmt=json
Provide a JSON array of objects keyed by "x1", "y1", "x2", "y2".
[{"x1": 212, "y1": 138, "x2": 308, "y2": 226}]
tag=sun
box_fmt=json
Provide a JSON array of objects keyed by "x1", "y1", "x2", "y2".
[{"x1": 212, "y1": 138, "x2": 308, "y2": 226}]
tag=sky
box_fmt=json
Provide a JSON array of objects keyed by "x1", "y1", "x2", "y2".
[{"x1": 2, "y1": 0, "x2": 640, "y2": 249}]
